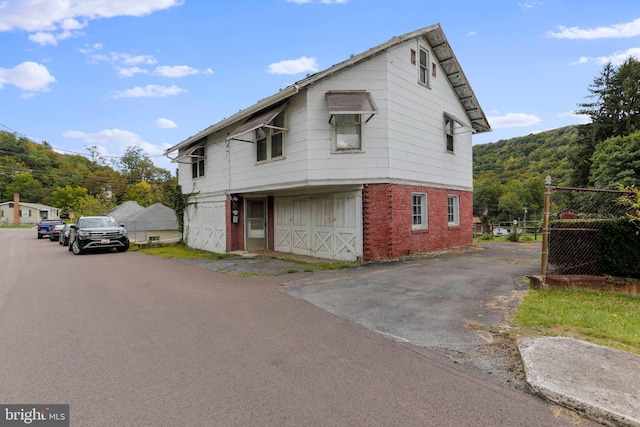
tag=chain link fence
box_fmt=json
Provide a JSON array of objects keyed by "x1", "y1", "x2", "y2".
[{"x1": 542, "y1": 178, "x2": 634, "y2": 277}]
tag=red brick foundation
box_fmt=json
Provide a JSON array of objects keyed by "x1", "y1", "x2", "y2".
[{"x1": 362, "y1": 184, "x2": 473, "y2": 260}]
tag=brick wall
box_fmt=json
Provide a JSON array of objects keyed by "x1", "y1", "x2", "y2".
[
  {"x1": 363, "y1": 184, "x2": 473, "y2": 260},
  {"x1": 226, "y1": 195, "x2": 244, "y2": 251}
]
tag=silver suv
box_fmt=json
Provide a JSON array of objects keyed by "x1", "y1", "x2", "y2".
[{"x1": 68, "y1": 216, "x2": 130, "y2": 255}]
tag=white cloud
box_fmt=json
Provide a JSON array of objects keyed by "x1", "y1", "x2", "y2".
[
  {"x1": 0, "y1": 0, "x2": 184, "y2": 44},
  {"x1": 572, "y1": 47, "x2": 640, "y2": 66},
  {"x1": 152, "y1": 65, "x2": 214, "y2": 78},
  {"x1": 467, "y1": 31, "x2": 477, "y2": 37},
  {"x1": 78, "y1": 43, "x2": 103, "y2": 54},
  {"x1": 518, "y1": 0, "x2": 542, "y2": 10},
  {"x1": 117, "y1": 67, "x2": 149, "y2": 77},
  {"x1": 558, "y1": 111, "x2": 591, "y2": 125},
  {"x1": 0, "y1": 61, "x2": 56, "y2": 92},
  {"x1": 268, "y1": 56, "x2": 319, "y2": 75},
  {"x1": 62, "y1": 128, "x2": 171, "y2": 158},
  {"x1": 153, "y1": 65, "x2": 199, "y2": 78},
  {"x1": 156, "y1": 118, "x2": 177, "y2": 128},
  {"x1": 109, "y1": 84, "x2": 185, "y2": 99},
  {"x1": 548, "y1": 17, "x2": 640, "y2": 39},
  {"x1": 487, "y1": 113, "x2": 541, "y2": 129},
  {"x1": 287, "y1": 0, "x2": 349, "y2": 3},
  {"x1": 28, "y1": 31, "x2": 60, "y2": 45}
]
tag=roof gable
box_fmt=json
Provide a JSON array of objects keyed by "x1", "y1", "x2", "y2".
[
  {"x1": 166, "y1": 23, "x2": 490, "y2": 155},
  {"x1": 127, "y1": 203, "x2": 178, "y2": 231}
]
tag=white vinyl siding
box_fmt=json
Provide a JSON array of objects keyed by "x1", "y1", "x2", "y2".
[
  {"x1": 386, "y1": 40, "x2": 473, "y2": 190},
  {"x1": 176, "y1": 39, "x2": 473, "y2": 197}
]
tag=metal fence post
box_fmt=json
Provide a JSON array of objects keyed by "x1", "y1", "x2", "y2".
[{"x1": 541, "y1": 175, "x2": 552, "y2": 277}]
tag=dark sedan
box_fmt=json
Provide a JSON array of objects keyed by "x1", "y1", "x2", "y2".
[
  {"x1": 58, "y1": 224, "x2": 71, "y2": 246},
  {"x1": 49, "y1": 224, "x2": 65, "y2": 241}
]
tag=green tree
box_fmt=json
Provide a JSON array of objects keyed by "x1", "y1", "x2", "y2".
[
  {"x1": 518, "y1": 178, "x2": 544, "y2": 218},
  {"x1": 51, "y1": 185, "x2": 88, "y2": 208},
  {"x1": 590, "y1": 132, "x2": 640, "y2": 189},
  {"x1": 3, "y1": 172, "x2": 44, "y2": 202},
  {"x1": 123, "y1": 181, "x2": 156, "y2": 207},
  {"x1": 71, "y1": 194, "x2": 115, "y2": 217},
  {"x1": 571, "y1": 58, "x2": 640, "y2": 185},
  {"x1": 473, "y1": 177, "x2": 503, "y2": 218},
  {"x1": 617, "y1": 185, "x2": 640, "y2": 232},
  {"x1": 498, "y1": 191, "x2": 523, "y2": 221}
]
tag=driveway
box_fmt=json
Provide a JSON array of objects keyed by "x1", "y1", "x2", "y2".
[{"x1": 282, "y1": 242, "x2": 541, "y2": 388}]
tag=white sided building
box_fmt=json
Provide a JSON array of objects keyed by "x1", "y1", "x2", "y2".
[{"x1": 165, "y1": 24, "x2": 490, "y2": 261}]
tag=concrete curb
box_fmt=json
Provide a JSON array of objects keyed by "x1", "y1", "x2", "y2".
[{"x1": 519, "y1": 337, "x2": 640, "y2": 427}]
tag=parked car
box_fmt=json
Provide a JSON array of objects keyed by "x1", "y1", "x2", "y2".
[
  {"x1": 68, "y1": 216, "x2": 130, "y2": 255},
  {"x1": 37, "y1": 218, "x2": 63, "y2": 239},
  {"x1": 49, "y1": 224, "x2": 65, "y2": 241},
  {"x1": 58, "y1": 224, "x2": 71, "y2": 246}
]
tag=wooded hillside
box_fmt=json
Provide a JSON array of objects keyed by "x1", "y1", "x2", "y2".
[
  {"x1": 472, "y1": 125, "x2": 577, "y2": 221},
  {"x1": 0, "y1": 131, "x2": 176, "y2": 217}
]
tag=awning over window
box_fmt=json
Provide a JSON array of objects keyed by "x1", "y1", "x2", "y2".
[
  {"x1": 226, "y1": 104, "x2": 287, "y2": 141},
  {"x1": 326, "y1": 91, "x2": 378, "y2": 123}
]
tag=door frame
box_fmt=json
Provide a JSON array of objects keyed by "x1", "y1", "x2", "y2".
[{"x1": 244, "y1": 197, "x2": 267, "y2": 251}]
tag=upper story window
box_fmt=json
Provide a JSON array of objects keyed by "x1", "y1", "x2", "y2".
[
  {"x1": 256, "y1": 110, "x2": 285, "y2": 162},
  {"x1": 419, "y1": 48, "x2": 429, "y2": 86},
  {"x1": 326, "y1": 91, "x2": 378, "y2": 153},
  {"x1": 445, "y1": 115, "x2": 455, "y2": 153},
  {"x1": 191, "y1": 146, "x2": 205, "y2": 179},
  {"x1": 334, "y1": 114, "x2": 361, "y2": 151},
  {"x1": 227, "y1": 104, "x2": 287, "y2": 164},
  {"x1": 412, "y1": 193, "x2": 428, "y2": 230}
]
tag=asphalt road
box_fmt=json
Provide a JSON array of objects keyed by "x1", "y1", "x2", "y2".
[{"x1": 0, "y1": 229, "x2": 590, "y2": 426}]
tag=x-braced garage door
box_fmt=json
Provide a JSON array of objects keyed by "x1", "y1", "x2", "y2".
[
  {"x1": 274, "y1": 191, "x2": 362, "y2": 261},
  {"x1": 185, "y1": 200, "x2": 226, "y2": 254}
]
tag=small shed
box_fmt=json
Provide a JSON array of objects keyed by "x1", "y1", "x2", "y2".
[
  {"x1": 112, "y1": 203, "x2": 180, "y2": 244},
  {"x1": 558, "y1": 209, "x2": 579, "y2": 220}
]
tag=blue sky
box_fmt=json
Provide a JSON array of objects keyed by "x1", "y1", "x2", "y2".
[{"x1": 1, "y1": 0, "x2": 639, "y2": 172}]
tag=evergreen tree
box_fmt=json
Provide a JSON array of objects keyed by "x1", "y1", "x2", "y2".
[{"x1": 571, "y1": 58, "x2": 640, "y2": 186}]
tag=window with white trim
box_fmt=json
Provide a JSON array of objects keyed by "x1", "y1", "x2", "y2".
[
  {"x1": 419, "y1": 48, "x2": 429, "y2": 86},
  {"x1": 256, "y1": 110, "x2": 285, "y2": 162},
  {"x1": 445, "y1": 115, "x2": 455, "y2": 153},
  {"x1": 191, "y1": 146, "x2": 205, "y2": 179},
  {"x1": 326, "y1": 91, "x2": 378, "y2": 153},
  {"x1": 447, "y1": 195, "x2": 460, "y2": 226},
  {"x1": 412, "y1": 193, "x2": 428, "y2": 229},
  {"x1": 333, "y1": 113, "x2": 362, "y2": 151}
]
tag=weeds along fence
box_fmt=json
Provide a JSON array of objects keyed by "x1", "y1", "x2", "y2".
[{"x1": 541, "y1": 176, "x2": 635, "y2": 277}]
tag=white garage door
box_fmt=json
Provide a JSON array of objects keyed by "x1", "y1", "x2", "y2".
[
  {"x1": 275, "y1": 191, "x2": 362, "y2": 261},
  {"x1": 185, "y1": 200, "x2": 226, "y2": 254}
]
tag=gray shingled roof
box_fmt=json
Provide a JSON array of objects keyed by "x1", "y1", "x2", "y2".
[
  {"x1": 104, "y1": 201, "x2": 145, "y2": 223},
  {"x1": 125, "y1": 203, "x2": 178, "y2": 231}
]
